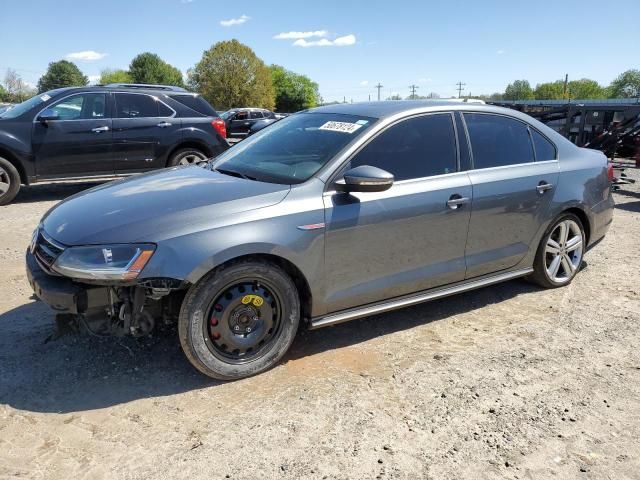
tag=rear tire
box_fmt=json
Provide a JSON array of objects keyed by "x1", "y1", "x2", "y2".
[
  {"x1": 178, "y1": 260, "x2": 300, "y2": 380},
  {"x1": 167, "y1": 148, "x2": 208, "y2": 167},
  {"x1": 529, "y1": 212, "x2": 585, "y2": 288},
  {"x1": 0, "y1": 157, "x2": 21, "y2": 206}
]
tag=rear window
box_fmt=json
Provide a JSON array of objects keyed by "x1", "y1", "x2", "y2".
[{"x1": 170, "y1": 94, "x2": 218, "y2": 117}]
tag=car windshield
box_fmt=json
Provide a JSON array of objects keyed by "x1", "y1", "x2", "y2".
[
  {"x1": 220, "y1": 110, "x2": 237, "y2": 120},
  {"x1": 211, "y1": 112, "x2": 377, "y2": 184},
  {"x1": 0, "y1": 89, "x2": 65, "y2": 119}
]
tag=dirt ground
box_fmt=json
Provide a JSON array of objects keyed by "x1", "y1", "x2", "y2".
[{"x1": 1, "y1": 170, "x2": 639, "y2": 480}]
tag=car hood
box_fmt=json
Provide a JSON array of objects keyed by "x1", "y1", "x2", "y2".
[{"x1": 42, "y1": 166, "x2": 291, "y2": 245}]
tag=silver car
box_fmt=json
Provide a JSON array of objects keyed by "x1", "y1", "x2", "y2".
[{"x1": 27, "y1": 101, "x2": 614, "y2": 380}]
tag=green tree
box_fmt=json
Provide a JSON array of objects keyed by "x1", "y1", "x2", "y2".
[
  {"x1": 0, "y1": 83, "x2": 8, "y2": 102},
  {"x1": 37, "y1": 60, "x2": 88, "y2": 92},
  {"x1": 534, "y1": 80, "x2": 565, "y2": 100},
  {"x1": 608, "y1": 69, "x2": 640, "y2": 98},
  {"x1": 128, "y1": 53, "x2": 184, "y2": 86},
  {"x1": 269, "y1": 65, "x2": 319, "y2": 112},
  {"x1": 567, "y1": 78, "x2": 605, "y2": 99},
  {"x1": 503, "y1": 80, "x2": 534, "y2": 100},
  {"x1": 3, "y1": 69, "x2": 35, "y2": 102},
  {"x1": 99, "y1": 68, "x2": 132, "y2": 84},
  {"x1": 188, "y1": 40, "x2": 274, "y2": 110}
]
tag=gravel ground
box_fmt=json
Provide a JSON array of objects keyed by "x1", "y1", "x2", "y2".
[{"x1": 0, "y1": 170, "x2": 639, "y2": 480}]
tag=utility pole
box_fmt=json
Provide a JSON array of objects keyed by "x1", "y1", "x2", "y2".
[
  {"x1": 456, "y1": 81, "x2": 466, "y2": 98},
  {"x1": 563, "y1": 73, "x2": 569, "y2": 100},
  {"x1": 375, "y1": 83, "x2": 383, "y2": 101},
  {"x1": 409, "y1": 84, "x2": 419, "y2": 99},
  {"x1": 368, "y1": 94, "x2": 371, "y2": 101}
]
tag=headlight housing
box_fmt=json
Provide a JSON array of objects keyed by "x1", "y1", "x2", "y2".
[{"x1": 52, "y1": 244, "x2": 156, "y2": 281}]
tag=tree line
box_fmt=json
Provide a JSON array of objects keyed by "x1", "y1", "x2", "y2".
[
  {"x1": 0, "y1": 39, "x2": 320, "y2": 112},
  {"x1": 488, "y1": 70, "x2": 640, "y2": 101}
]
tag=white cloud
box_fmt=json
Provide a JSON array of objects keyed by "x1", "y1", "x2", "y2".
[
  {"x1": 418, "y1": 77, "x2": 432, "y2": 83},
  {"x1": 220, "y1": 14, "x2": 250, "y2": 27},
  {"x1": 66, "y1": 50, "x2": 108, "y2": 61},
  {"x1": 88, "y1": 75, "x2": 100, "y2": 84},
  {"x1": 360, "y1": 80, "x2": 369, "y2": 86},
  {"x1": 497, "y1": 49, "x2": 505, "y2": 55},
  {"x1": 274, "y1": 30, "x2": 328, "y2": 40},
  {"x1": 293, "y1": 34, "x2": 356, "y2": 48},
  {"x1": 181, "y1": 0, "x2": 194, "y2": 3}
]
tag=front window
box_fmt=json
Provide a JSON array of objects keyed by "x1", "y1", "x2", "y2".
[
  {"x1": 49, "y1": 93, "x2": 107, "y2": 120},
  {"x1": 0, "y1": 89, "x2": 66, "y2": 119},
  {"x1": 220, "y1": 110, "x2": 236, "y2": 120},
  {"x1": 212, "y1": 112, "x2": 377, "y2": 184}
]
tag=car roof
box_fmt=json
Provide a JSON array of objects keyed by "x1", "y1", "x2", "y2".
[
  {"x1": 307, "y1": 100, "x2": 502, "y2": 119},
  {"x1": 47, "y1": 85, "x2": 195, "y2": 96}
]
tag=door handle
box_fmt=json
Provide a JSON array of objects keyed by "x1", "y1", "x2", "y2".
[
  {"x1": 536, "y1": 182, "x2": 553, "y2": 194},
  {"x1": 157, "y1": 121, "x2": 172, "y2": 128},
  {"x1": 447, "y1": 195, "x2": 470, "y2": 210},
  {"x1": 91, "y1": 126, "x2": 110, "y2": 133}
]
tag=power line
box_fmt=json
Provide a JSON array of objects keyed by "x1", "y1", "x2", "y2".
[
  {"x1": 456, "y1": 81, "x2": 466, "y2": 98},
  {"x1": 375, "y1": 82, "x2": 383, "y2": 101},
  {"x1": 409, "y1": 84, "x2": 419, "y2": 99}
]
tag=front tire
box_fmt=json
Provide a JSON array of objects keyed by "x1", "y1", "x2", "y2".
[
  {"x1": 167, "y1": 148, "x2": 208, "y2": 167},
  {"x1": 0, "y1": 157, "x2": 21, "y2": 206},
  {"x1": 529, "y1": 213, "x2": 585, "y2": 288},
  {"x1": 178, "y1": 260, "x2": 300, "y2": 380}
]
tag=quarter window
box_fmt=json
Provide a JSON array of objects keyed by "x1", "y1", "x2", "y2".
[
  {"x1": 531, "y1": 129, "x2": 557, "y2": 161},
  {"x1": 115, "y1": 93, "x2": 159, "y2": 118},
  {"x1": 250, "y1": 111, "x2": 264, "y2": 119},
  {"x1": 464, "y1": 113, "x2": 534, "y2": 169},
  {"x1": 49, "y1": 93, "x2": 107, "y2": 120},
  {"x1": 349, "y1": 113, "x2": 457, "y2": 181}
]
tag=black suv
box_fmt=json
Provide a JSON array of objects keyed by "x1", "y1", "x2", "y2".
[
  {"x1": 220, "y1": 108, "x2": 276, "y2": 138},
  {"x1": 0, "y1": 84, "x2": 228, "y2": 205}
]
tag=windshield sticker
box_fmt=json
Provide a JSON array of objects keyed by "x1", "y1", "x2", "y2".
[
  {"x1": 319, "y1": 121, "x2": 363, "y2": 134},
  {"x1": 355, "y1": 119, "x2": 369, "y2": 125},
  {"x1": 40, "y1": 94, "x2": 51, "y2": 102}
]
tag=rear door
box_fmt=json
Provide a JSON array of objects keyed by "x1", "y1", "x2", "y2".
[
  {"x1": 112, "y1": 92, "x2": 179, "y2": 172},
  {"x1": 32, "y1": 92, "x2": 113, "y2": 178},
  {"x1": 323, "y1": 112, "x2": 472, "y2": 312},
  {"x1": 463, "y1": 113, "x2": 560, "y2": 278}
]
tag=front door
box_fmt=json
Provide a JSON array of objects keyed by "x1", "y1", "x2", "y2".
[
  {"x1": 32, "y1": 92, "x2": 113, "y2": 178},
  {"x1": 323, "y1": 113, "x2": 472, "y2": 313},
  {"x1": 228, "y1": 111, "x2": 253, "y2": 137},
  {"x1": 462, "y1": 113, "x2": 560, "y2": 278}
]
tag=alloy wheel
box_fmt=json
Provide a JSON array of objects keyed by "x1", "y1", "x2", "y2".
[
  {"x1": 178, "y1": 152, "x2": 207, "y2": 166},
  {"x1": 544, "y1": 219, "x2": 583, "y2": 284}
]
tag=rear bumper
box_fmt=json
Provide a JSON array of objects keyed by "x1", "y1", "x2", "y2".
[{"x1": 26, "y1": 250, "x2": 110, "y2": 314}]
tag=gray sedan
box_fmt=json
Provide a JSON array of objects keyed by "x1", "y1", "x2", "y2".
[{"x1": 27, "y1": 101, "x2": 614, "y2": 380}]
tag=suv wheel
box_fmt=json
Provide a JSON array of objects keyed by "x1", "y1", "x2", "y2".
[
  {"x1": 529, "y1": 213, "x2": 585, "y2": 288},
  {"x1": 168, "y1": 148, "x2": 208, "y2": 167},
  {"x1": 178, "y1": 260, "x2": 300, "y2": 380},
  {"x1": 0, "y1": 157, "x2": 21, "y2": 206}
]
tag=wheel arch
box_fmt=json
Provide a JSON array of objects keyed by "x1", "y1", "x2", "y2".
[
  {"x1": 562, "y1": 206, "x2": 591, "y2": 245},
  {"x1": 187, "y1": 252, "x2": 314, "y2": 323}
]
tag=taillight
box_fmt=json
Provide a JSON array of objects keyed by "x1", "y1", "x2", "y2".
[
  {"x1": 212, "y1": 118, "x2": 226, "y2": 139},
  {"x1": 607, "y1": 163, "x2": 614, "y2": 183}
]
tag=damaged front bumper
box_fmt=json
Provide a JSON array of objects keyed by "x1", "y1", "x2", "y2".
[{"x1": 26, "y1": 249, "x2": 110, "y2": 315}]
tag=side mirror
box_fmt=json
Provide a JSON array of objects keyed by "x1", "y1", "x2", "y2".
[
  {"x1": 335, "y1": 165, "x2": 394, "y2": 193},
  {"x1": 38, "y1": 108, "x2": 59, "y2": 122}
]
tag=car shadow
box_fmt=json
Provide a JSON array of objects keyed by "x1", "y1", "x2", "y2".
[
  {"x1": 11, "y1": 181, "x2": 105, "y2": 204},
  {"x1": 0, "y1": 279, "x2": 538, "y2": 413}
]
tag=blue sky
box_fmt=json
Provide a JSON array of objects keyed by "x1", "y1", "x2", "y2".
[{"x1": 1, "y1": 0, "x2": 638, "y2": 102}]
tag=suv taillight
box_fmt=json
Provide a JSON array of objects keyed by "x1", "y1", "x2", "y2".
[
  {"x1": 212, "y1": 118, "x2": 226, "y2": 139},
  {"x1": 607, "y1": 163, "x2": 615, "y2": 182}
]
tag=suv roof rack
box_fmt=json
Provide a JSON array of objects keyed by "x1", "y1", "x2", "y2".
[{"x1": 106, "y1": 83, "x2": 188, "y2": 92}]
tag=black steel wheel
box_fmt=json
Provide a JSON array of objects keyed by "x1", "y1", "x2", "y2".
[{"x1": 179, "y1": 260, "x2": 300, "y2": 380}]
